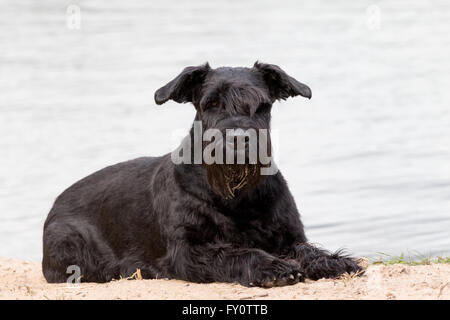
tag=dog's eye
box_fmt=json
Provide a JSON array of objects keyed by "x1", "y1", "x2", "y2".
[{"x1": 211, "y1": 101, "x2": 218, "y2": 107}]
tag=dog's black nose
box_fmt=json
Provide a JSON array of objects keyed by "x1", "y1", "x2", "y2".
[{"x1": 224, "y1": 129, "x2": 257, "y2": 164}]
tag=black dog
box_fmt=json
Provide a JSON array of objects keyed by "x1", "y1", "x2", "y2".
[{"x1": 42, "y1": 62, "x2": 362, "y2": 286}]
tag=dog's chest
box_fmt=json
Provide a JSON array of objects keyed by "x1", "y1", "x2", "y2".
[{"x1": 213, "y1": 209, "x2": 285, "y2": 252}]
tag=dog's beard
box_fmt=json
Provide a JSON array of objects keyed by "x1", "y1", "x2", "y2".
[{"x1": 206, "y1": 163, "x2": 265, "y2": 199}]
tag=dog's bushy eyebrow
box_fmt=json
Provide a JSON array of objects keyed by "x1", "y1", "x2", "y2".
[{"x1": 201, "y1": 82, "x2": 271, "y2": 115}]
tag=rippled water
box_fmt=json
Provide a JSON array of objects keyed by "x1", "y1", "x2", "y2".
[{"x1": 1, "y1": 0, "x2": 449, "y2": 261}]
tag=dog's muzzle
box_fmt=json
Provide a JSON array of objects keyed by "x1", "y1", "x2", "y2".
[{"x1": 205, "y1": 129, "x2": 271, "y2": 199}]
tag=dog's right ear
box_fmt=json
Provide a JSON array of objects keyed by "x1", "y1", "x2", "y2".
[{"x1": 154, "y1": 63, "x2": 211, "y2": 105}]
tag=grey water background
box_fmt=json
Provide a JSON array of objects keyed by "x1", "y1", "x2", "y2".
[{"x1": 1, "y1": 0, "x2": 449, "y2": 262}]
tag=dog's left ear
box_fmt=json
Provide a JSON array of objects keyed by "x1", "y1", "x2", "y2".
[
  {"x1": 155, "y1": 63, "x2": 211, "y2": 105},
  {"x1": 253, "y1": 61, "x2": 312, "y2": 101}
]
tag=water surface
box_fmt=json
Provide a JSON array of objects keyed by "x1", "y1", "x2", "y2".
[{"x1": 1, "y1": 0, "x2": 449, "y2": 261}]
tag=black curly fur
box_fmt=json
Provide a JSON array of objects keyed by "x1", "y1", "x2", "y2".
[{"x1": 42, "y1": 62, "x2": 361, "y2": 286}]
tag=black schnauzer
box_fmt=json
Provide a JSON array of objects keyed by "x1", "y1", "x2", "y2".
[{"x1": 42, "y1": 62, "x2": 362, "y2": 286}]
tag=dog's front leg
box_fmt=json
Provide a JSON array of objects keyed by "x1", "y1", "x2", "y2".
[
  {"x1": 160, "y1": 243, "x2": 304, "y2": 287},
  {"x1": 286, "y1": 242, "x2": 362, "y2": 280}
]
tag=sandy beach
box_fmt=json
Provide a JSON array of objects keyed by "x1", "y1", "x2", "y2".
[{"x1": 0, "y1": 258, "x2": 448, "y2": 300}]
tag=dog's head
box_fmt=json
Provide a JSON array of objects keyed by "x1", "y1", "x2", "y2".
[{"x1": 155, "y1": 62, "x2": 311, "y2": 199}]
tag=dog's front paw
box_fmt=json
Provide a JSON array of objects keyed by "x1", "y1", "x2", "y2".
[
  {"x1": 305, "y1": 255, "x2": 363, "y2": 280},
  {"x1": 249, "y1": 259, "x2": 305, "y2": 288}
]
